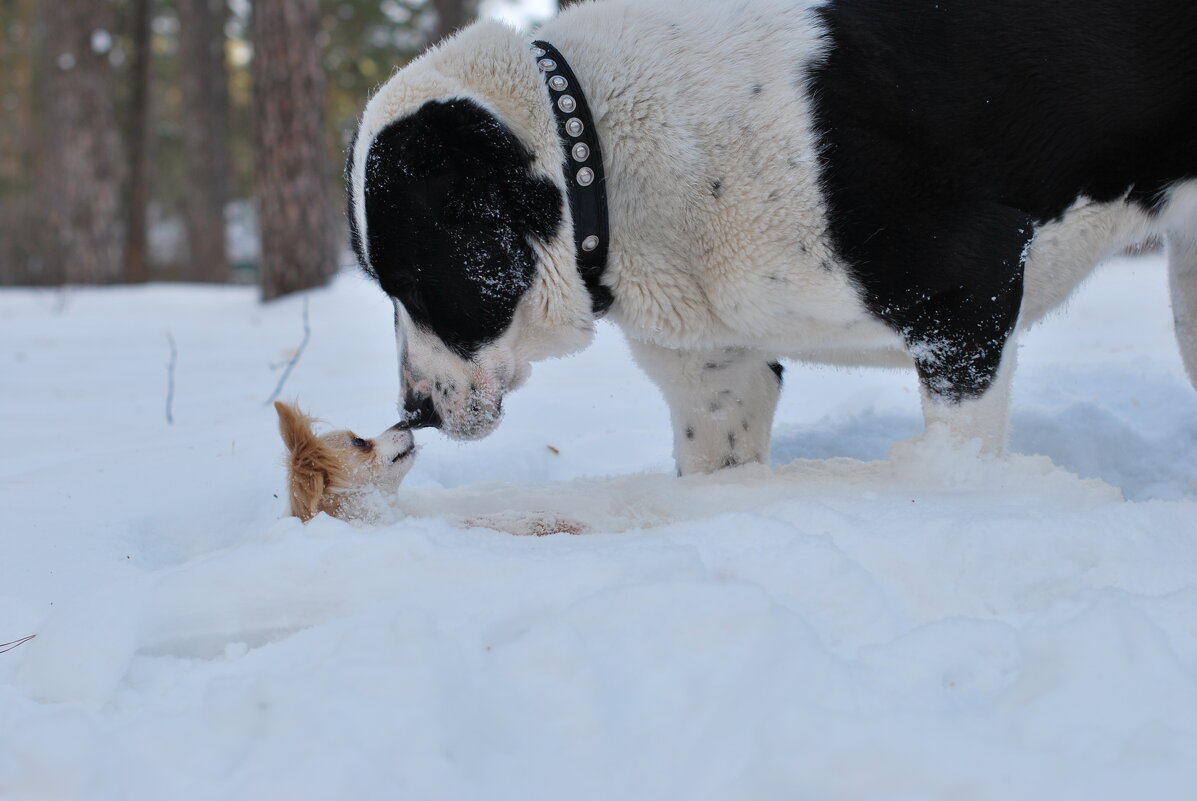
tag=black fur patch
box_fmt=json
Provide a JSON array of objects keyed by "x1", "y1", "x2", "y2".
[
  {"x1": 354, "y1": 99, "x2": 563, "y2": 359},
  {"x1": 807, "y1": 0, "x2": 1197, "y2": 400}
]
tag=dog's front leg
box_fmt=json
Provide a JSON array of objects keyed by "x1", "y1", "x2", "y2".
[
  {"x1": 628, "y1": 340, "x2": 782, "y2": 475},
  {"x1": 898, "y1": 261, "x2": 1025, "y2": 455},
  {"x1": 835, "y1": 190, "x2": 1030, "y2": 454},
  {"x1": 914, "y1": 341, "x2": 1018, "y2": 454}
]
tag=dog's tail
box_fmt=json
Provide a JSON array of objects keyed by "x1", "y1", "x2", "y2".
[{"x1": 1168, "y1": 232, "x2": 1197, "y2": 390}]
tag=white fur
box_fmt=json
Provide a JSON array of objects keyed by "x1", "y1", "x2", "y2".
[{"x1": 355, "y1": 0, "x2": 1197, "y2": 471}]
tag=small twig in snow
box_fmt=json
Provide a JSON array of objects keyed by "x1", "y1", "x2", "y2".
[
  {"x1": 0, "y1": 634, "x2": 36, "y2": 655},
  {"x1": 265, "y1": 295, "x2": 311, "y2": 406},
  {"x1": 165, "y1": 332, "x2": 177, "y2": 425}
]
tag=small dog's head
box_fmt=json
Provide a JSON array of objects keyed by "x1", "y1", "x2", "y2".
[{"x1": 274, "y1": 401, "x2": 416, "y2": 522}]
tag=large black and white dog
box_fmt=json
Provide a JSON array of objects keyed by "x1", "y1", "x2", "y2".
[{"x1": 348, "y1": 0, "x2": 1197, "y2": 475}]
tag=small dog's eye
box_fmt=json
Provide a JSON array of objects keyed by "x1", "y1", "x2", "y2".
[{"x1": 351, "y1": 436, "x2": 368, "y2": 449}]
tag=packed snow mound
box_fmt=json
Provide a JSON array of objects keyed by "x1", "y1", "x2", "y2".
[{"x1": 1, "y1": 254, "x2": 1195, "y2": 800}]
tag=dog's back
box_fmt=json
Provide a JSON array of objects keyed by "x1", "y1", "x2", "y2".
[{"x1": 807, "y1": 0, "x2": 1197, "y2": 358}]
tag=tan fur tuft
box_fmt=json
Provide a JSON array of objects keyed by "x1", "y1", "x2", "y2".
[{"x1": 274, "y1": 401, "x2": 349, "y2": 522}]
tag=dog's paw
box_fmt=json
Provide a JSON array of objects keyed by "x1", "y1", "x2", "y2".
[{"x1": 464, "y1": 512, "x2": 589, "y2": 537}]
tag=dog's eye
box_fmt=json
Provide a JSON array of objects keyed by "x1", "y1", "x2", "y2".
[{"x1": 350, "y1": 436, "x2": 369, "y2": 449}]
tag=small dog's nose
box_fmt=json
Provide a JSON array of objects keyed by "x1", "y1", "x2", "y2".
[{"x1": 398, "y1": 391, "x2": 442, "y2": 430}]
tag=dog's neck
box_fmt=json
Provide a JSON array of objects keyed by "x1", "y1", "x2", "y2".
[
  {"x1": 529, "y1": 40, "x2": 613, "y2": 317},
  {"x1": 323, "y1": 486, "x2": 395, "y2": 525}
]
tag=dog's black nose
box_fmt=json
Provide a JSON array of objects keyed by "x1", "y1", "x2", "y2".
[{"x1": 398, "y1": 392, "x2": 442, "y2": 430}]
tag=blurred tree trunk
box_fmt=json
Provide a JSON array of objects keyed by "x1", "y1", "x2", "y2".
[
  {"x1": 124, "y1": 0, "x2": 154, "y2": 284},
  {"x1": 430, "y1": 0, "x2": 473, "y2": 46},
  {"x1": 34, "y1": 0, "x2": 125, "y2": 284},
  {"x1": 0, "y1": 0, "x2": 36, "y2": 284},
  {"x1": 251, "y1": 0, "x2": 335, "y2": 301},
  {"x1": 557, "y1": 0, "x2": 585, "y2": 9},
  {"x1": 178, "y1": 0, "x2": 231, "y2": 283}
]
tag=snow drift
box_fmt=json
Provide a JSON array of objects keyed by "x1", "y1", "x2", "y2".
[{"x1": 0, "y1": 254, "x2": 1194, "y2": 800}]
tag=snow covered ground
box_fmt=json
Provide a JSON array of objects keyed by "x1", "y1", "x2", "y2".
[{"x1": 1, "y1": 253, "x2": 1195, "y2": 800}]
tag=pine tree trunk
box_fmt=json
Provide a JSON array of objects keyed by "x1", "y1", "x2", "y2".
[
  {"x1": 178, "y1": 0, "x2": 231, "y2": 283},
  {"x1": 124, "y1": 0, "x2": 154, "y2": 284},
  {"x1": 251, "y1": 0, "x2": 335, "y2": 301},
  {"x1": 34, "y1": 0, "x2": 125, "y2": 285},
  {"x1": 0, "y1": 0, "x2": 35, "y2": 284}
]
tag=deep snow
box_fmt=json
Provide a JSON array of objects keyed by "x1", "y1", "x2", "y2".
[{"x1": 1, "y1": 253, "x2": 1195, "y2": 800}]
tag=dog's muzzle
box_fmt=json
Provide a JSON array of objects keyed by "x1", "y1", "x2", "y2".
[{"x1": 398, "y1": 391, "x2": 442, "y2": 430}]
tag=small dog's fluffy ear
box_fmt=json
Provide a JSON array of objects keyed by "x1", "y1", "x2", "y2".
[
  {"x1": 274, "y1": 400, "x2": 332, "y2": 522},
  {"x1": 274, "y1": 401, "x2": 315, "y2": 453},
  {"x1": 287, "y1": 464, "x2": 327, "y2": 523}
]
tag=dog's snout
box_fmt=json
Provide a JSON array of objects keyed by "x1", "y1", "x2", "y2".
[{"x1": 399, "y1": 392, "x2": 442, "y2": 430}]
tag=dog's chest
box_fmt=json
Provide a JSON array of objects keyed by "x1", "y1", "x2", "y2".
[
  {"x1": 575, "y1": 1, "x2": 895, "y2": 354},
  {"x1": 608, "y1": 169, "x2": 900, "y2": 356}
]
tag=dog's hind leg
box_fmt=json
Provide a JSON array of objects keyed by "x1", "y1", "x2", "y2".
[
  {"x1": 628, "y1": 340, "x2": 782, "y2": 476},
  {"x1": 1166, "y1": 231, "x2": 1197, "y2": 390}
]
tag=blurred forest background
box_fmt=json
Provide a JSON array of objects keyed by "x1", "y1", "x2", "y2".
[{"x1": 0, "y1": 0, "x2": 576, "y2": 299}]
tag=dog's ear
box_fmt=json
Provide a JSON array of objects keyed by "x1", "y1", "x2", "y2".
[
  {"x1": 274, "y1": 401, "x2": 333, "y2": 522},
  {"x1": 287, "y1": 462, "x2": 327, "y2": 523},
  {"x1": 507, "y1": 175, "x2": 564, "y2": 241},
  {"x1": 274, "y1": 401, "x2": 314, "y2": 453}
]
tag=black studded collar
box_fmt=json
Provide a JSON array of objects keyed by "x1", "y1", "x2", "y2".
[{"x1": 531, "y1": 40, "x2": 613, "y2": 317}]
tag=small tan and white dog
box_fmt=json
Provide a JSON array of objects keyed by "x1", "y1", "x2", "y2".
[
  {"x1": 275, "y1": 400, "x2": 587, "y2": 534},
  {"x1": 274, "y1": 401, "x2": 416, "y2": 523}
]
